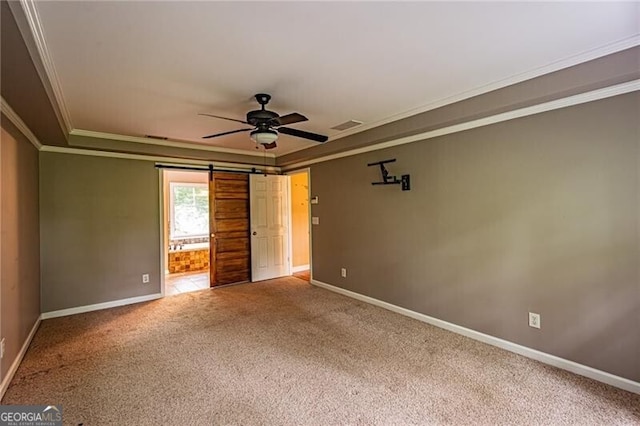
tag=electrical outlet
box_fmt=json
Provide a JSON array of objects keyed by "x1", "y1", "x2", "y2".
[
  {"x1": 142, "y1": 274, "x2": 150, "y2": 284},
  {"x1": 341, "y1": 268, "x2": 347, "y2": 278},
  {"x1": 1, "y1": 338, "x2": 5, "y2": 359},
  {"x1": 529, "y1": 312, "x2": 541, "y2": 329},
  {"x1": 312, "y1": 217, "x2": 320, "y2": 225}
]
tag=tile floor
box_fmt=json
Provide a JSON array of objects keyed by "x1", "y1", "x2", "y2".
[
  {"x1": 165, "y1": 271, "x2": 210, "y2": 296},
  {"x1": 166, "y1": 269, "x2": 310, "y2": 296}
]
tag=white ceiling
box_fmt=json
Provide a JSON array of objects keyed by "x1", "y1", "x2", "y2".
[{"x1": 32, "y1": 1, "x2": 639, "y2": 156}]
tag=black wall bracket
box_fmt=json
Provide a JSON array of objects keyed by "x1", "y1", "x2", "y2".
[{"x1": 368, "y1": 159, "x2": 410, "y2": 191}]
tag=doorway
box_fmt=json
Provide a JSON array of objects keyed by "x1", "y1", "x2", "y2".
[
  {"x1": 162, "y1": 169, "x2": 211, "y2": 295},
  {"x1": 288, "y1": 170, "x2": 311, "y2": 282},
  {"x1": 161, "y1": 168, "x2": 302, "y2": 292}
]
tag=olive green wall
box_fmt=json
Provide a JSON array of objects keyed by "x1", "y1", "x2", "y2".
[
  {"x1": 0, "y1": 116, "x2": 41, "y2": 381},
  {"x1": 40, "y1": 153, "x2": 161, "y2": 312},
  {"x1": 310, "y1": 92, "x2": 639, "y2": 382}
]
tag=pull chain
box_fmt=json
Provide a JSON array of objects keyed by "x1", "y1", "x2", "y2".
[{"x1": 263, "y1": 146, "x2": 268, "y2": 176}]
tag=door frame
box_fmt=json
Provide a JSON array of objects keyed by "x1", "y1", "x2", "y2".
[
  {"x1": 159, "y1": 169, "x2": 167, "y2": 296},
  {"x1": 286, "y1": 168, "x2": 312, "y2": 280}
]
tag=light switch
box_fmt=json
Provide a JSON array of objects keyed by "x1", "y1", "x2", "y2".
[
  {"x1": 311, "y1": 196, "x2": 319, "y2": 204},
  {"x1": 312, "y1": 217, "x2": 320, "y2": 225}
]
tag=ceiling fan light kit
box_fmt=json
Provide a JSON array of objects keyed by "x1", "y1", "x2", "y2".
[
  {"x1": 250, "y1": 128, "x2": 278, "y2": 145},
  {"x1": 201, "y1": 93, "x2": 328, "y2": 150}
]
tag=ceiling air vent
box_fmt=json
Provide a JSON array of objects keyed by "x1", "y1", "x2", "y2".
[
  {"x1": 145, "y1": 134, "x2": 168, "y2": 140},
  {"x1": 331, "y1": 120, "x2": 363, "y2": 131}
]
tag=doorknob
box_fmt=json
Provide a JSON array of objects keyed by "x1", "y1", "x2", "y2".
[{"x1": 252, "y1": 231, "x2": 257, "y2": 236}]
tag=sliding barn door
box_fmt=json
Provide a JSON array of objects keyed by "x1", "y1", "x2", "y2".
[
  {"x1": 250, "y1": 174, "x2": 291, "y2": 282},
  {"x1": 209, "y1": 172, "x2": 250, "y2": 286}
]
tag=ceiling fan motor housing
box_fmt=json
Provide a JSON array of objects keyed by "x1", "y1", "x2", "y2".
[{"x1": 246, "y1": 109, "x2": 279, "y2": 126}]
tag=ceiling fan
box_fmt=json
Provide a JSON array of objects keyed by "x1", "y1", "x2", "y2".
[{"x1": 200, "y1": 93, "x2": 328, "y2": 150}]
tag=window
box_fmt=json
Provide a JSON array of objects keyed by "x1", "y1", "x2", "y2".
[{"x1": 170, "y1": 183, "x2": 209, "y2": 239}]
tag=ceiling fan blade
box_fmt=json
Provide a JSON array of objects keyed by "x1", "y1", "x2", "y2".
[
  {"x1": 203, "y1": 128, "x2": 252, "y2": 139},
  {"x1": 199, "y1": 113, "x2": 248, "y2": 125},
  {"x1": 278, "y1": 127, "x2": 328, "y2": 143},
  {"x1": 263, "y1": 141, "x2": 278, "y2": 150},
  {"x1": 276, "y1": 112, "x2": 308, "y2": 126}
]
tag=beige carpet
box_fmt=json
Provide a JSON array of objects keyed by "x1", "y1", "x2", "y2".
[{"x1": 3, "y1": 277, "x2": 639, "y2": 425}]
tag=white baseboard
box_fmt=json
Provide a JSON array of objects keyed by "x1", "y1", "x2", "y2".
[
  {"x1": 311, "y1": 279, "x2": 640, "y2": 395},
  {"x1": 41, "y1": 293, "x2": 163, "y2": 319},
  {"x1": 292, "y1": 264, "x2": 310, "y2": 273},
  {"x1": 0, "y1": 316, "x2": 41, "y2": 400}
]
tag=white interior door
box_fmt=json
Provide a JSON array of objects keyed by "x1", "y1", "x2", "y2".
[{"x1": 250, "y1": 174, "x2": 291, "y2": 282}]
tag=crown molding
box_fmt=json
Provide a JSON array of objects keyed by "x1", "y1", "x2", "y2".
[
  {"x1": 18, "y1": 0, "x2": 73, "y2": 133},
  {"x1": 1, "y1": 97, "x2": 43, "y2": 150},
  {"x1": 70, "y1": 129, "x2": 276, "y2": 159},
  {"x1": 328, "y1": 35, "x2": 640, "y2": 142},
  {"x1": 40, "y1": 145, "x2": 280, "y2": 172},
  {"x1": 14, "y1": 0, "x2": 639, "y2": 159},
  {"x1": 282, "y1": 79, "x2": 640, "y2": 171}
]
